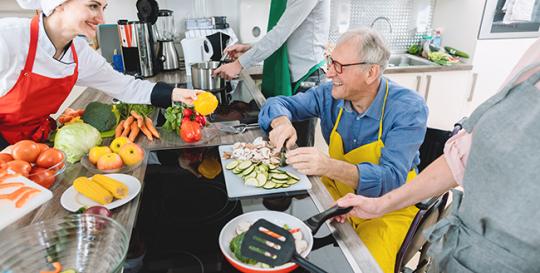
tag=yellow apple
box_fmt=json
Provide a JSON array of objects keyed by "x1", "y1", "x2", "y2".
[
  {"x1": 96, "y1": 153, "x2": 123, "y2": 171},
  {"x1": 109, "y1": 136, "x2": 132, "y2": 154},
  {"x1": 89, "y1": 146, "x2": 112, "y2": 165},
  {"x1": 118, "y1": 143, "x2": 144, "y2": 166}
]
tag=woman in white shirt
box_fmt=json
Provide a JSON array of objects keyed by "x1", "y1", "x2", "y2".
[{"x1": 0, "y1": 0, "x2": 198, "y2": 149}]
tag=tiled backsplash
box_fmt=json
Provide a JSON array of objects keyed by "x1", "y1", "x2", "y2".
[{"x1": 329, "y1": 0, "x2": 435, "y2": 52}]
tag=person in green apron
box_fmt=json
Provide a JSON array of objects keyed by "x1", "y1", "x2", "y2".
[
  {"x1": 258, "y1": 28, "x2": 429, "y2": 273},
  {"x1": 213, "y1": 0, "x2": 329, "y2": 147},
  {"x1": 334, "y1": 39, "x2": 540, "y2": 273}
]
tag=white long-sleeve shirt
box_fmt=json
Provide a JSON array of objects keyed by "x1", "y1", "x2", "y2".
[
  {"x1": 0, "y1": 15, "x2": 162, "y2": 104},
  {"x1": 238, "y1": 0, "x2": 330, "y2": 82}
]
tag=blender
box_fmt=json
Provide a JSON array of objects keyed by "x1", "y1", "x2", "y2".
[{"x1": 155, "y1": 9, "x2": 180, "y2": 71}]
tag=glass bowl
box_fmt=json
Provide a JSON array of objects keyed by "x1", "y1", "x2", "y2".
[
  {"x1": 0, "y1": 214, "x2": 129, "y2": 273},
  {"x1": 27, "y1": 150, "x2": 67, "y2": 189},
  {"x1": 80, "y1": 155, "x2": 142, "y2": 174}
]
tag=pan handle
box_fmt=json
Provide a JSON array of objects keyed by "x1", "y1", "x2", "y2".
[
  {"x1": 292, "y1": 253, "x2": 328, "y2": 273},
  {"x1": 304, "y1": 205, "x2": 352, "y2": 235}
]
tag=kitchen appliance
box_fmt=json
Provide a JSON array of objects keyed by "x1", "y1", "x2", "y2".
[
  {"x1": 181, "y1": 37, "x2": 213, "y2": 76},
  {"x1": 191, "y1": 61, "x2": 225, "y2": 90},
  {"x1": 239, "y1": 0, "x2": 271, "y2": 43},
  {"x1": 117, "y1": 20, "x2": 155, "y2": 77},
  {"x1": 185, "y1": 16, "x2": 229, "y2": 30},
  {"x1": 155, "y1": 9, "x2": 179, "y2": 71}
]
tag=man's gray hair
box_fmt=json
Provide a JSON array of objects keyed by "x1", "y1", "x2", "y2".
[{"x1": 337, "y1": 27, "x2": 391, "y2": 72}]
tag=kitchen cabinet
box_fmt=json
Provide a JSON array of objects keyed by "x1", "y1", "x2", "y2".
[{"x1": 386, "y1": 70, "x2": 472, "y2": 130}]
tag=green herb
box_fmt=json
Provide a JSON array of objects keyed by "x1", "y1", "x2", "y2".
[
  {"x1": 229, "y1": 232, "x2": 258, "y2": 265},
  {"x1": 116, "y1": 103, "x2": 155, "y2": 120},
  {"x1": 162, "y1": 103, "x2": 184, "y2": 132}
]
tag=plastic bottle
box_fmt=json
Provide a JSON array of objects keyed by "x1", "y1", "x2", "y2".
[
  {"x1": 432, "y1": 29, "x2": 442, "y2": 48},
  {"x1": 112, "y1": 49, "x2": 124, "y2": 73}
]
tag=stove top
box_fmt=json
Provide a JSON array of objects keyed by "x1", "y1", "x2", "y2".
[{"x1": 124, "y1": 147, "x2": 356, "y2": 273}]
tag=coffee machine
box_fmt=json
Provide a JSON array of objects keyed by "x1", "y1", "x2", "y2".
[{"x1": 155, "y1": 10, "x2": 180, "y2": 71}]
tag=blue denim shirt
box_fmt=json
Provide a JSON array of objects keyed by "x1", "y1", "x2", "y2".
[{"x1": 258, "y1": 78, "x2": 428, "y2": 197}]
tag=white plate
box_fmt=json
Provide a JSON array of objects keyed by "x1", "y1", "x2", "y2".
[
  {"x1": 60, "y1": 174, "x2": 141, "y2": 212},
  {"x1": 218, "y1": 145, "x2": 312, "y2": 199},
  {"x1": 0, "y1": 175, "x2": 53, "y2": 231}
]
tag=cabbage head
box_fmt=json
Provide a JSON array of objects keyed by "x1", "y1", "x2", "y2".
[{"x1": 54, "y1": 122, "x2": 102, "y2": 163}]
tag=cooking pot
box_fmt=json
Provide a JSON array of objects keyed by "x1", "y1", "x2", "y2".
[
  {"x1": 218, "y1": 205, "x2": 351, "y2": 273},
  {"x1": 191, "y1": 61, "x2": 225, "y2": 90}
]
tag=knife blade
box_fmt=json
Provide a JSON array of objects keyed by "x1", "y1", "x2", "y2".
[{"x1": 279, "y1": 146, "x2": 287, "y2": 167}]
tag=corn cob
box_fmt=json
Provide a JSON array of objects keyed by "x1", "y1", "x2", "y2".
[
  {"x1": 73, "y1": 176, "x2": 113, "y2": 205},
  {"x1": 91, "y1": 174, "x2": 128, "y2": 199}
]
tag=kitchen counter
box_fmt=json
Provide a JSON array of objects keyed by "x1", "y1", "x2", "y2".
[{"x1": 4, "y1": 70, "x2": 382, "y2": 273}]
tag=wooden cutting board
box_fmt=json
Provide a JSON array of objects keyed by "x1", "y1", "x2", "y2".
[
  {"x1": 0, "y1": 175, "x2": 53, "y2": 231},
  {"x1": 218, "y1": 145, "x2": 312, "y2": 199}
]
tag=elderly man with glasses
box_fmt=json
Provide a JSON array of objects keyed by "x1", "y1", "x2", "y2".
[{"x1": 258, "y1": 27, "x2": 428, "y2": 273}]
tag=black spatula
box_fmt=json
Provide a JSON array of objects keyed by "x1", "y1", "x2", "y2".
[{"x1": 240, "y1": 219, "x2": 327, "y2": 273}]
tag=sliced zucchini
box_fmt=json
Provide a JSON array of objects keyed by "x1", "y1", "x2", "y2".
[
  {"x1": 245, "y1": 177, "x2": 259, "y2": 187},
  {"x1": 271, "y1": 178, "x2": 287, "y2": 184},
  {"x1": 245, "y1": 171, "x2": 257, "y2": 179},
  {"x1": 237, "y1": 160, "x2": 253, "y2": 170},
  {"x1": 263, "y1": 181, "x2": 276, "y2": 189},
  {"x1": 271, "y1": 173, "x2": 289, "y2": 180},
  {"x1": 269, "y1": 169, "x2": 285, "y2": 174},
  {"x1": 256, "y1": 173, "x2": 268, "y2": 187},
  {"x1": 268, "y1": 164, "x2": 277, "y2": 170},
  {"x1": 286, "y1": 171, "x2": 300, "y2": 181},
  {"x1": 241, "y1": 165, "x2": 256, "y2": 176},
  {"x1": 287, "y1": 178, "x2": 299, "y2": 185},
  {"x1": 225, "y1": 160, "x2": 240, "y2": 170},
  {"x1": 232, "y1": 167, "x2": 243, "y2": 174}
]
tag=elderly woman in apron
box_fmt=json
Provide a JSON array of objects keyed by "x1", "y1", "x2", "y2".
[{"x1": 335, "y1": 38, "x2": 540, "y2": 272}]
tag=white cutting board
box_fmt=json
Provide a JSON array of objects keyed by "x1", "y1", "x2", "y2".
[
  {"x1": 0, "y1": 175, "x2": 53, "y2": 231},
  {"x1": 218, "y1": 145, "x2": 312, "y2": 199}
]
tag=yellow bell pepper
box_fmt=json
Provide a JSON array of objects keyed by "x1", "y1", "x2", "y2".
[{"x1": 193, "y1": 92, "x2": 218, "y2": 116}]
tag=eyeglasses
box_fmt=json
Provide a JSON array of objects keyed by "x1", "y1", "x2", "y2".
[{"x1": 326, "y1": 55, "x2": 373, "y2": 74}]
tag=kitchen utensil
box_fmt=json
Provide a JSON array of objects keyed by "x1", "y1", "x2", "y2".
[
  {"x1": 0, "y1": 175, "x2": 53, "y2": 231},
  {"x1": 191, "y1": 61, "x2": 225, "y2": 90},
  {"x1": 181, "y1": 37, "x2": 213, "y2": 76},
  {"x1": 241, "y1": 219, "x2": 327, "y2": 273},
  {"x1": 218, "y1": 145, "x2": 312, "y2": 199},
  {"x1": 60, "y1": 174, "x2": 141, "y2": 212},
  {"x1": 216, "y1": 123, "x2": 259, "y2": 134},
  {"x1": 0, "y1": 214, "x2": 129, "y2": 273},
  {"x1": 218, "y1": 206, "x2": 352, "y2": 273},
  {"x1": 279, "y1": 146, "x2": 287, "y2": 167}
]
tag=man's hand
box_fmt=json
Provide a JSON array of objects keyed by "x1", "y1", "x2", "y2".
[
  {"x1": 333, "y1": 193, "x2": 386, "y2": 222},
  {"x1": 212, "y1": 60, "x2": 242, "y2": 80},
  {"x1": 286, "y1": 147, "x2": 332, "y2": 176},
  {"x1": 269, "y1": 117, "x2": 297, "y2": 151},
  {"x1": 223, "y1": 44, "x2": 252, "y2": 60}
]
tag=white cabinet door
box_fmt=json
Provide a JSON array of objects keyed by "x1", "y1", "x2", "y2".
[
  {"x1": 424, "y1": 71, "x2": 471, "y2": 130},
  {"x1": 385, "y1": 73, "x2": 424, "y2": 96}
]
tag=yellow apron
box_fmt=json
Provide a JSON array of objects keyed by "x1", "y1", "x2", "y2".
[{"x1": 321, "y1": 80, "x2": 419, "y2": 273}]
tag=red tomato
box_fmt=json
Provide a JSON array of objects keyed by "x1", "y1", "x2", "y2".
[
  {"x1": 195, "y1": 114, "x2": 206, "y2": 126},
  {"x1": 29, "y1": 167, "x2": 56, "y2": 188},
  {"x1": 0, "y1": 153, "x2": 13, "y2": 162},
  {"x1": 36, "y1": 143, "x2": 50, "y2": 153},
  {"x1": 5, "y1": 160, "x2": 32, "y2": 177},
  {"x1": 182, "y1": 108, "x2": 193, "y2": 118},
  {"x1": 11, "y1": 140, "x2": 41, "y2": 163},
  {"x1": 36, "y1": 148, "x2": 65, "y2": 169},
  {"x1": 179, "y1": 120, "x2": 202, "y2": 143}
]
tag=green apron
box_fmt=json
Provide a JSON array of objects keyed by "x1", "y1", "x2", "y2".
[{"x1": 261, "y1": 0, "x2": 325, "y2": 97}]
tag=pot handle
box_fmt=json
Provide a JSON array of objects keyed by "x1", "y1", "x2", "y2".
[
  {"x1": 292, "y1": 253, "x2": 328, "y2": 273},
  {"x1": 303, "y1": 205, "x2": 352, "y2": 235},
  {"x1": 202, "y1": 38, "x2": 214, "y2": 61}
]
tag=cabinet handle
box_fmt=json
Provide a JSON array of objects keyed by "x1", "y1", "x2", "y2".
[
  {"x1": 467, "y1": 73, "x2": 478, "y2": 102},
  {"x1": 424, "y1": 75, "x2": 432, "y2": 101},
  {"x1": 416, "y1": 75, "x2": 422, "y2": 92}
]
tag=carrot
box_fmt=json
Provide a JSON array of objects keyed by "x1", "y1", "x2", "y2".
[
  {"x1": 145, "y1": 116, "x2": 160, "y2": 139},
  {"x1": 289, "y1": 228, "x2": 301, "y2": 234},
  {"x1": 15, "y1": 188, "x2": 40, "y2": 208},
  {"x1": 40, "y1": 262, "x2": 62, "y2": 273},
  {"x1": 124, "y1": 116, "x2": 135, "y2": 131},
  {"x1": 115, "y1": 120, "x2": 125, "y2": 138},
  {"x1": 128, "y1": 121, "x2": 140, "y2": 142},
  {"x1": 0, "y1": 182, "x2": 24, "y2": 189},
  {"x1": 121, "y1": 123, "x2": 131, "y2": 137},
  {"x1": 0, "y1": 186, "x2": 32, "y2": 201},
  {"x1": 139, "y1": 123, "x2": 154, "y2": 141},
  {"x1": 131, "y1": 111, "x2": 144, "y2": 128}
]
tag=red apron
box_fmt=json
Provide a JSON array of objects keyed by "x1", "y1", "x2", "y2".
[{"x1": 0, "y1": 15, "x2": 78, "y2": 144}]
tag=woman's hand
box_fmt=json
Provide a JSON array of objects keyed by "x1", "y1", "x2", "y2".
[
  {"x1": 172, "y1": 88, "x2": 203, "y2": 105},
  {"x1": 223, "y1": 44, "x2": 252, "y2": 60},
  {"x1": 212, "y1": 60, "x2": 243, "y2": 80},
  {"x1": 333, "y1": 193, "x2": 387, "y2": 222}
]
